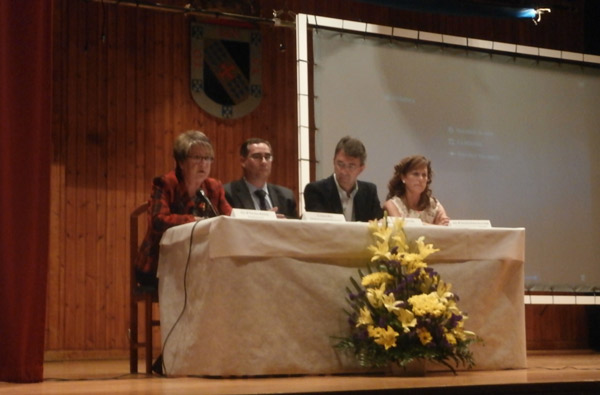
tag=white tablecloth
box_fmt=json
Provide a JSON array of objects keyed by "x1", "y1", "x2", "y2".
[{"x1": 157, "y1": 217, "x2": 526, "y2": 376}]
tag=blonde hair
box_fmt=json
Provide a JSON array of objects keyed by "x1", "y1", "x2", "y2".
[{"x1": 173, "y1": 130, "x2": 213, "y2": 164}]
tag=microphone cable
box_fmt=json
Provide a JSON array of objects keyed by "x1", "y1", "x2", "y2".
[{"x1": 158, "y1": 218, "x2": 201, "y2": 375}]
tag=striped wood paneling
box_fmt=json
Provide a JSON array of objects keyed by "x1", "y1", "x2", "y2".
[
  {"x1": 48, "y1": 0, "x2": 298, "y2": 358},
  {"x1": 48, "y1": 0, "x2": 588, "y2": 358}
]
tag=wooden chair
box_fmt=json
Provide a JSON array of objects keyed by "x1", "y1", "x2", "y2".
[{"x1": 129, "y1": 202, "x2": 160, "y2": 374}]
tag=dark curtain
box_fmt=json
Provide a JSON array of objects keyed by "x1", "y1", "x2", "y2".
[{"x1": 0, "y1": 0, "x2": 52, "y2": 383}]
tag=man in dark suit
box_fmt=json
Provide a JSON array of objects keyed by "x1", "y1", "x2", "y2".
[
  {"x1": 303, "y1": 136, "x2": 382, "y2": 222},
  {"x1": 225, "y1": 138, "x2": 298, "y2": 218}
]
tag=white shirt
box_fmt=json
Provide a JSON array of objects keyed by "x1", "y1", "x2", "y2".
[
  {"x1": 244, "y1": 179, "x2": 272, "y2": 210},
  {"x1": 333, "y1": 173, "x2": 358, "y2": 221}
]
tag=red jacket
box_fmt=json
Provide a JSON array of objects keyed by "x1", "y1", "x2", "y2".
[{"x1": 135, "y1": 170, "x2": 232, "y2": 276}]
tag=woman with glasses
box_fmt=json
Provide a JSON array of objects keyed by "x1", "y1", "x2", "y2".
[
  {"x1": 383, "y1": 155, "x2": 449, "y2": 225},
  {"x1": 135, "y1": 130, "x2": 232, "y2": 288}
]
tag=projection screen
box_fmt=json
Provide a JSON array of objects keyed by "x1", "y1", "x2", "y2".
[{"x1": 299, "y1": 16, "x2": 600, "y2": 290}]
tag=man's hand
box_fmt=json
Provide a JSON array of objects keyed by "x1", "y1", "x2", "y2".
[{"x1": 270, "y1": 206, "x2": 286, "y2": 219}]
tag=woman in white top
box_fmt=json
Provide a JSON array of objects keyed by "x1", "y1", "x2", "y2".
[{"x1": 382, "y1": 155, "x2": 450, "y2": 225}]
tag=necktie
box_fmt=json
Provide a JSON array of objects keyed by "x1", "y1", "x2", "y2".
[{"x1": 254, "y1": 189, "x2": 268, "y2": 210}]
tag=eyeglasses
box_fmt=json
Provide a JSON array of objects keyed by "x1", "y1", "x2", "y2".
[
  {"x1": 335, "y1": 161, "x2": 359, "y2": 171},
  {"x1": 188, "y1": 155, "x2": 214, "y2": 162},
  {"x1": 248, "y1": 153, "x2": 273, "y2": 161}
]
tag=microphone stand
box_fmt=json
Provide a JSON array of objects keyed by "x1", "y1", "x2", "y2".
[{"x1": 196, "y1": 189, "x2": 219, "y2": 217}]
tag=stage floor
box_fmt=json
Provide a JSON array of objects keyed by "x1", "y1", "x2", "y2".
[{"x1": 1, "y1": 350, "x2": 599, "y2": 394}]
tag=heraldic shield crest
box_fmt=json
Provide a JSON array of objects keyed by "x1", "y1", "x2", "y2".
[{"x1": 191, "y1": 21, "x2": 262, "y2": 119}]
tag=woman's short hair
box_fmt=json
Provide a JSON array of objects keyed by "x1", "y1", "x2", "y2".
[{"x1": 173, "y1": 130, "x2": 214, "y2": 164}]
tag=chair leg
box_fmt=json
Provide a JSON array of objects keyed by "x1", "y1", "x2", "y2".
[
  {"x1": 145, "y1": 293, "x2": 153, "y2": 374},
  {"x1": 130, "y1": 299, "x2": 138, "y2": 374}
]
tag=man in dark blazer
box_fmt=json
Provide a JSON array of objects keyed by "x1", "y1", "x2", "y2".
[
  {"x1": 303, "y1": 136, "x2": 382, "y2": 222},
  {"x1": 225, "y1": 138, "x2": 297, "y2": 218}
]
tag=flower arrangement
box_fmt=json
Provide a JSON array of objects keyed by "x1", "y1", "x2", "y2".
[{"x1": 334, "y1": 216, "x2": 478, "y2": 374}]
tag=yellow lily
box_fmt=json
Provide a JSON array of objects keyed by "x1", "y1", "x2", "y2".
[
  {"x1": 366, "y1": 282, "x2": 386, "y2": 308},
  {"x1": 381, "y1": 292, "x2": 402, "y2": 313},
  {"x1": 356, "y1": 306, "x2": 374, "y2": 327},
  {"x1": 414, "y1": 236, "x2": 439, "y2": 259},
  {"x1": 395, "y1": 308, "x2": 417, "y2": 333},
  {"x1": 368, "y1": 325, "x2": 399, "y2": 350},
  {"x1": 367, "y1": 240, "x2": 392, "y2": 262}
]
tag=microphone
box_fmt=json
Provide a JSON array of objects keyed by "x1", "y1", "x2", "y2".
[
  {"x1": 196, "y1": 189, "x2": 219, "y2": 217},
  {"x1": 192, "y1": 191, "x2": 202, "y2": 217}
]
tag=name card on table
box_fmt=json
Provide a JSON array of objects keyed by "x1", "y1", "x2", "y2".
[
  {"x1": 448, "y1": 219, "x2": 492, "y2": 228},
  {"x1": 231, "y1": 208, "x2": 277, "y2": 220},
  {"x1": 387, "y1": 216, "x2": 423, "y2": 227},
  {"x1": 302, "y1": 211, "x2": 346, "y2": 222}
]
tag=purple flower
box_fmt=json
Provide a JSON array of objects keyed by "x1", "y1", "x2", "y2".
[{"x1": 447, "y1": 314, "x2": 463, "y2": 329}]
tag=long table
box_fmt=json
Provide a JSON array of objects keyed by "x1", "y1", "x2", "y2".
[{"x1": 157, "y1": 216, "x2": 526, "y2": 376}]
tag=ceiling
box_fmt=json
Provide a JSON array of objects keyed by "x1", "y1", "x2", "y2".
[{"x1": 351, "y1": 0, "x2": 576, "y2": 19}]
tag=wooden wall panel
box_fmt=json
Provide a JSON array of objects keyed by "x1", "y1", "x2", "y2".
[
  {"x1": 48, "y1": 0, "x2": 301, "y2": 358},
  {"x1": 48, "y1": 0, "x2": 590, "y2": 358},
  {"x1": 526, "y1": 305, "x2": 590, "y2": 350}
]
